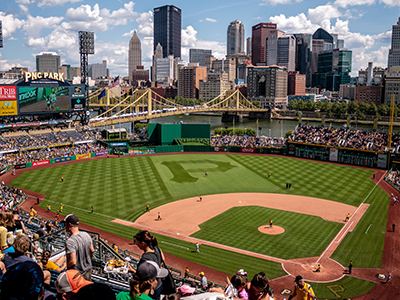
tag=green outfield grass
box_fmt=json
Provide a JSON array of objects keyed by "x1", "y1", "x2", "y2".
[{"x1": 10, "y1": 154, "x2": 389, "y2": 298}]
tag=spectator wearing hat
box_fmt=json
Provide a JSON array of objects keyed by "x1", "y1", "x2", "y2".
[
  {"x1": 117, "y1": 260, "x2": 168, "y2": 300},
  {"x1": 288, "y1": 275, "x2": 316, "y2": 300},
  {"x1": 199, "y1": 272, "x2": 208, "y2": 290},
  {"x1": 55, "y1": 269, "x2": 93, "y2": 299},
  {"x1": 62, "y1": 214, "x2": 94, "y2": 281},
  {"x1": 178, "y1": 285, "x2": 196, "y2": 297}
]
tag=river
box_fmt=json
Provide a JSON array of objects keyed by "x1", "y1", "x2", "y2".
[{"x1": 93, "y1": 112, "x2": 382, "y2": 138}]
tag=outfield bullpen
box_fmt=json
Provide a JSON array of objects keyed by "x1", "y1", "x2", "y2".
[{"x1": 9, "y1": 154, "x2": 390, "y2": 299}]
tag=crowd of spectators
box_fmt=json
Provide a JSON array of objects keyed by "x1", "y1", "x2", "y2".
[
  {"x1": 292, "y1": 125, "x2": 392, "y2": 152},
  {"x1": 387, "y1": 170, "x2": 400, "y2": 190},
  {"x1": 0, "y1": 143, "x2": 108, "y2": 169},
  {"x1": 211, "y1": 135, "x2": 286, "y2": 148},
  {"x1": 0, "y1": 129, "x2": 97, "y2": 152}
]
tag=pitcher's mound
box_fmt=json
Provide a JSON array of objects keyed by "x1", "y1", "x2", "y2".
[{"x1": 258, "y1": 225, "x2": 285, "y2": 235}]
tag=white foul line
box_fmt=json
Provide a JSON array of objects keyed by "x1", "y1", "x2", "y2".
[{"x1": 315, "y1": 171, "x2": 386, "y2": 264}]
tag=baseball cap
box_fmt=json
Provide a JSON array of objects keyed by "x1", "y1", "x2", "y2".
[
  {"x1": 199, "y1": 272, "x2": 205, "y2": 276},
  {"x1": 136, "y1": 261, "x2": 169, "y2": 281},
  {"x1": 178, "y1": 284, "x2": 196, "y2": 296},
  {"x1": 1, "y1": 261, "x2": 44, "y2": 299},
  {"x1": 294, "y1": 275, "x2": 303, "y2": 282},
  {"x1": 61, "y1": 214, "x2": 79, "y2": 225},
  {"x1": 55, "y1": 270, "x2": 93, "y2": 294},
  {"x1": 71, "y1": 282, "x2": 116, "y2": 300}
]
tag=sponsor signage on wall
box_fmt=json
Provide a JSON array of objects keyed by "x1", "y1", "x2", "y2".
[
  {"x1": 0, "y1": 86, "x2": 17, "y2": 100},
  {"x1": 377, "y1": 153, "x2": 388, "y2": 169},
  {"x1": 329, "y1": 148, "x2": 338, "y2": 162},
  {"x1": 240, "y1": 147, "x2": 256, "y2": 153},
  {"x1": 32, "y1": 160, "x2": 49, "y2": 167},
  {"x1": 15, "y1": 164, "x2": 26, "y2": 169},
  {"x1": 76, "y1": 153, "x2": 90, "y2": 160},
  {"x1": 95, "y1": 151, "x2": 109, "y2": 156},
  {"x1": 55, "y1": 156, "x2": 72, "y2": 163},
  {"x1": 0, "y1": 101, "x2": 18, "y2": 116}
]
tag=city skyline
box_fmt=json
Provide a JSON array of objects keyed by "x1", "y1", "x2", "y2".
[{"x1": 0, "y1": 0, "x2": 399, "y2": 78}]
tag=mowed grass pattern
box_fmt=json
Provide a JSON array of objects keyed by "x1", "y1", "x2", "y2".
[
  {"x1": 192, "y1": 206, "x2": 343, "y2": 259},
  {"x1": 10, "y1": 154, "x2": 388, "y2": 273}
]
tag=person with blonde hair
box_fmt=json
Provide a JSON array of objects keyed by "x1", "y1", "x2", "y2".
[{"x1": 0, "y1": 211, "x2": 8, "y2": 252}]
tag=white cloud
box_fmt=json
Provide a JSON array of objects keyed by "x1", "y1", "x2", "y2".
[
  {"x1": 205, "y1": 18, "x2": 217, "y2": 23},
  {"x1": 334, "y1": 0, "x2": 375, "y2": 8},
  {"x1": 260, "y1": 0, "x2": 302, "y2": 5},
  {"x1": 36, "y1": 0, "x2": 82, "y2": 7},
  {"x1": 0, "y1": 12, "x2": 25, "y2": 38},
  {"x1": 381, "y1": 0, "x2": 400, "y2": 7},
  {"x1": 63, "y1": 2, "x2": 138, "y2": 32},
  {"x1": 0, "y1": 58, "x2": 35, "y2": 72},
  {"x1": 23, "y1": 15, "x2": 64, "y2": 37},
  {"x1": 308, "y1": 5, "x2": 342, "y2": 24},
  {"x1": 136, "y1": 11, "x2": 153, "y2": 37},
  {"x1": 270, "y1": 13, "x2": 318, "y2": 34},
  {"x1": 19, "y1": 4, "x2": 29, "y2": 14},
  {"x1": 181, "y1": 26, "x2": 225, "y2": 62},
  {"x1": 253, "y1": 16, "x2": 262, "y2": 20}
]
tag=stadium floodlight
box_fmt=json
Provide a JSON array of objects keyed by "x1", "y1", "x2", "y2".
[
  {"x1": 78, "y1": 31, "x2": 94, "y2": 54},
  {"x1": 78, "y1": 31, "x2": 94, "y2": 125},
  {"x1": 0, "y1": 21, "x2": 3, "y2": 48}
]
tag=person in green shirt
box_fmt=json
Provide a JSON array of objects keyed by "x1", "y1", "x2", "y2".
[{"x1": 117, "y1": 261, "x2": 169, "y2": 300}]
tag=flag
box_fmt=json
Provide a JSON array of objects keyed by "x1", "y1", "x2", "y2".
[
  {"x1": 110, "y1": 76, "x2": 120, "y2": 88},
  {"x1": 97, "y1": 89, "x2": 106, "y2": 101}
]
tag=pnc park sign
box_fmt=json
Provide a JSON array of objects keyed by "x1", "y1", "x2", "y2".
[{"x1": 24, "y1": 72, "x2": 65, "y2": 83}]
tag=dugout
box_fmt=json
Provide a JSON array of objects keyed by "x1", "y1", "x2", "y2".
[{"x1": 148, "y1": 123, "x2": 210, "y2": 145}]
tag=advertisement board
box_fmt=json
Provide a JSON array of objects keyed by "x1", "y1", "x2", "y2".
[
  {"x1": 32, "y1": 160, "x2": 49, "y2": 167},
  {"x1": 18, "y1": 86, "x2": 70, "y2": 114},
  {"x1": 329, "y1": 148, "x2": 338, "y2": 162},
  {"x1": 0, "y1": 168, "x2": 7, "y2": 176},
  {"x1": 377, "y1": 154, "x2": 388, "y2": 169},
  {"x1": 0, "y1": 101, "x2": 18, "y2": 116},
  {"x1": 95, "y1": 151, "x2": 109, "y2": 156},
  {"x1": 240, "y1": 147, "x2": 256, "y2": 153},
  {"x1": 76, "y1": 153, "x2": 90, "y2": 160},
  {"x1": 0, "y1": 86, "x2": 17, "y2": 100},
  {"x1": 55, "y1": 156, "x2": 72, "y2": 163},
  {"x1": 110, "y1": 142, "x2": 127, "y2": 147},
  {"x1": 214, "y1": 147, "x2": 228, "y2": 152},
  {"x1": 15, "y1": 164, "x2": 26, "y2": 169},
  {"x1": 70, "y1": 85, "x2": 86, "y2": 111}
]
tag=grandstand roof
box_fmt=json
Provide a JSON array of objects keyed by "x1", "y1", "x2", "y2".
[{"x1": 0, "y1": 79, "x2": 19, "y2": 84}]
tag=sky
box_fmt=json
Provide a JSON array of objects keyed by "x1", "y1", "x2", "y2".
[{"x1": 0, "y1": 0, "x2": 399, "y2": 78}]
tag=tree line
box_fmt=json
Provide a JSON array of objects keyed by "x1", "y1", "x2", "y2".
[{"x1": 287, "y1": 99, "x2": 400, "y2": 120}]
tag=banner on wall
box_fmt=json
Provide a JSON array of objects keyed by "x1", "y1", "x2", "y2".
[
  {"x1": 55, "y1": 156, "x2": 72, "y2": 163},
  {"x1": 32, "y1": 160, "x2": 49, "y2": 167},
  {"x1": 76, "y1": 153, "x2": 90, "y2": 160},
  {"x1": 95, "y1": 151, "x2": 109, "y2": 156},
  {"x1": 329, "y1": 148, "x2": 338, "y2": 162},
  {"x1": 240, "y1": 147, "x2": 256, "y2": 153},
  {"x1": 15, "y1": 164, "x2": 26, "y2": 169},
  {"x1": 0, "y1": 168, "x2": 7, "y2": 176},
  {"x1": 377, "y1": 154, "x2": 388, "y2": 169},
  {"x1": 214, "y1": 147, "x2": 228, "y2": 152}
]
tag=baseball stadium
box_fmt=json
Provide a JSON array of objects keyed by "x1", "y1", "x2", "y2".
[{"x1": 0, "y1": 79, "x2": 399, "y2": 299}]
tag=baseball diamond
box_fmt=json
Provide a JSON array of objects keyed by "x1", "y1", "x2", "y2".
[{"x1": 7, "y1": 153, "x2": 398, "y2": 299}]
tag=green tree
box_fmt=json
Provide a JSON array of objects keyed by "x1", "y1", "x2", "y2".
[
  {"x1": 288, "y1": 99, "x2": 298, "y2": 110},
  {"x1": 367, "y1": 103, "x2": 378, "y2": 115},
  {"x1": 378, "y1": 103, "x2": 390, "y2": 116},
  {"x1": 285, "y1": 130, "x2": 293, "y2": 139},
  {"x1": 347, "y1": 100, "x2": 358, "y2": 114},
  {"x1": 253, "y1": 101, "x2": 261, "y2": 108},
  {"x1": 305, "y1": 100, "x2": 315, "y2": 111},
  {"x1": 358, "y1": 102, "x2": 368, "y2": 114},
  {"x1": 297, "y1": 100, "x2": 305, "y2": 111},
  {"x1": 315, "y1": 101, "x2": 323, "y2": 110}
]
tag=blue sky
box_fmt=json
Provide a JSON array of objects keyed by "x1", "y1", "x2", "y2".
[{"x1": 0, "y1": 0, "x2": 399, "y2": 78}]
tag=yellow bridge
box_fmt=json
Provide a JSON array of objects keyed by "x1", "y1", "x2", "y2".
[{"x1": 89, "y1": 88, "x2": 278, "y2": 128}]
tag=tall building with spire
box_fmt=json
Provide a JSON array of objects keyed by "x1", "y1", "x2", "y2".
[
  {"x1": 388, "y1": 17, "x2": 400, "y2": 68},
  {"x1": 152, "y1": 43, "x2": 163, "y2": 83},
  {"x1": 129, "y1": 31, "x2": 142, "y2": 84},
  {"x1": 227, "y1": 20, "x2": 245, "y2": 55},
  {"x1": 153, "y1": 5, "x2": 181, "y2": 59}
]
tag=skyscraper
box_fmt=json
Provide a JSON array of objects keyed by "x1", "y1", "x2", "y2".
[
  {"x1": 36, "y1": 52, "x2": 61, "y2": 73},
  {"x1": 251, "y1": 23, "x2": 283, "y2": 66},
  {"x1": 129, "y1": 31, "x2": 142, "y2": 84},
  {"x1": 154, "y1": 5, "x2": 181, "y2": 59},
  {"x1": 227, "y1": 20, "x2": 245, "y2": 55},
  {"x1": 152, "y1": 43, "x2": 163, "y2": 83},
  {"x1": 388, "y1": 17, "x2": 400, "y2": 68},
  {"x1": 189, "y1": 49, "x2": 212, "y2": 66}
]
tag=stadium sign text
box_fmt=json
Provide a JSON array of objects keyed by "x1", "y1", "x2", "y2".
[{"x1": 24, "y1": 72, "x2": 65, "y2": 83}]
